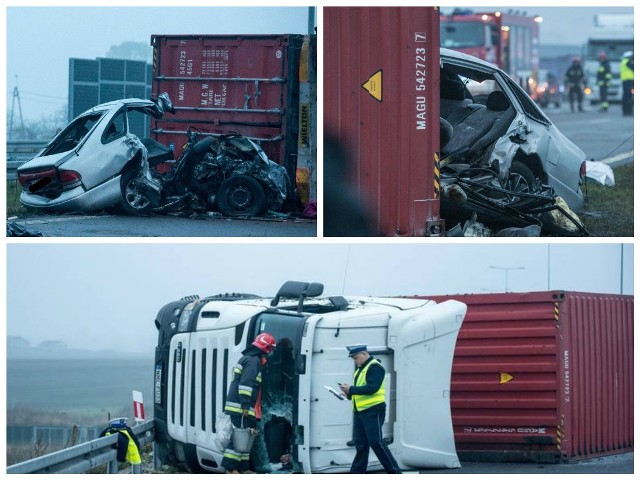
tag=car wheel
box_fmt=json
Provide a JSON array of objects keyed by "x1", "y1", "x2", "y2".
[
  {"x1": 217, "y1": 175, "x2": 267, "y2": 217},
  {"x1": 507, "y1": 161, "x2": 537, "y2": 201},
  {"x1": 120, "y1": 168, "x2": 154, "y2": 214}
]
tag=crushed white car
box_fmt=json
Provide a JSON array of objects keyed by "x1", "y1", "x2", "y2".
[{"x1": 439, "y1": 49, "x2": 587, "y2": 234}]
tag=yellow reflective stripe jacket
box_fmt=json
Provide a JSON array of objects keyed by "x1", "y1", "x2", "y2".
[
  {"x1": 351, "y1": 358, "x2": 386, "y2": 412},
  {"x1": 621, "y1": 58, "x2": 634, "y2": 81},
  {"x1": 120, "y1": 429, "x2": 142, "y2": 464}
]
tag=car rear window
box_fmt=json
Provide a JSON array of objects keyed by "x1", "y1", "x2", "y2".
[{"x1": 102, "y1": 111, "x2": 127, "y2": 143}]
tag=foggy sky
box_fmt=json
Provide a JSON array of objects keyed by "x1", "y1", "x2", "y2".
[
  {"x1": 6, "y1": 243, "x2": 634, "y2": 354},
  {"x1": 5, "y1": 4, "x2": 314, "y2": 121},
  {"x1": 5, "y1": 4, "x2": 634, "y2": 121}
]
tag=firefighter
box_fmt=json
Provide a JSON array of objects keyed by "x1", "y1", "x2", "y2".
[
  {"x1": 99, "y1": 418, "x2": 142, "y2": 469},
  {"x1": 596, "y1": 52, "x2": 612, "y2": 112},
  {"x1": 620, "y1": 51, "x2": 634, "y2": 116},
  {"x1": 564, "y1": 57, "x2": 585, "y2": 112},
  {"x1": 221, "y1": 332, "x2": 276, "y2": 474},
  {"x1": 339, "y1": 345, "x2": 402, "y2": 474}
]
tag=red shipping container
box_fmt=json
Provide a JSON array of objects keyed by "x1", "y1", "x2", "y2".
[
  {"x1": 324, "y1": 7, "x2": 441, "y2": 236},
  {"x1": 150, "y1": 34, "x2": 304, "y2": 187},
  {"x1": 418, "y1": 291, "x2": 634, "y2": 462}
]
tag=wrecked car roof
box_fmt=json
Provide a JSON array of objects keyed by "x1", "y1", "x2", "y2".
[
  {"x1": 84, "y1": 97, "x2": 156, "y2": 113},
  {"x1": 440, "y1": 47, "x2": 498, "y2": 69}
]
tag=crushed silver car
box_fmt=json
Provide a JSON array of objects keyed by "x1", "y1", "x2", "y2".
[
  {"x1": 17, "y1": 93, "x2": 288, "y2": 217},
  {"x1": 18, "y1": 93, "x2": 175, "y2": 212},
  {"x1": 438, "y1": 49, "x2": 587, "y2": 234}
]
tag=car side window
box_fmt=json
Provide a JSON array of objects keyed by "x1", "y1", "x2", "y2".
[
  {"x1": 505, "y1": 76, "x2": 550, "y2": 124},
  {"x1": 102, "y1": 111, "x2": 127, "y2": 144}
]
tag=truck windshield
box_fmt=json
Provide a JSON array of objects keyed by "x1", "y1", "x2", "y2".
[
  {"x1": 250, "y1": 312, "x2": 306, "y2": 471},
  {"x1": 441, "y1": 21, "x2": 484, "y2": 48},
  {"x1": 587, "y1": 40, "x2": 633, "y2": 61}
]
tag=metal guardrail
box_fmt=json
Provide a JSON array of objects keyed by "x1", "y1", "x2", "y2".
[
  {"x1": 7, "y1": 161, "x2": 26, "y2": 181},
  {"x1": 6, "y1": 420, "x2": 154, "y2": 474},
  {"x1": 7, "y1": 141, "x2": 46, "y2": 180}
]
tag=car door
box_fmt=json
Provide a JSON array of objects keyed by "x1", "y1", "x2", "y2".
[
  {"x1": 73, "y1": 107, "x2": 132, "y2": 189},
  {"x1": 387, "y1": 299, "x2": 467, "y2": 469}
]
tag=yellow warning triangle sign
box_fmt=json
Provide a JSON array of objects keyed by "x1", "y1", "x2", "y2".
[
  {"x1": 362, "y1": 69, "x2": 383, "y2": 102},
  {"x1": 499, "y1": 372, "x2": 514, "y2": 384}
]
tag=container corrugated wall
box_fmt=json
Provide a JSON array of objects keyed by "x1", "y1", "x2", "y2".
[
  {"x1": 422, "y1": 291, "x2": 633, "y2": 462},
  {"x1": 324, "y1": 7, "x2": 441, "y2": 236},
  {"x1": 150, "y1": 34, "x2": 303, "y2": 183}
]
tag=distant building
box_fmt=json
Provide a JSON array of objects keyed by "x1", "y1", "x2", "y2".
[
  {"x1": 7, "y1": 336, "x2": 30, "y2": 349},
  {"x1": 38, "y1": 340, "x2": 67, "y2": 350},
  {"x1": 68, "y1": 57, "x2": 152, "y2": 138}
]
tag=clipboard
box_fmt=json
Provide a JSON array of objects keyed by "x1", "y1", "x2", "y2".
[{"x1": 324, "y1": 385, "x2": 346, "y2": 400}]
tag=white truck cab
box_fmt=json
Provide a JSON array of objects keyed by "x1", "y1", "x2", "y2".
[{"x1": 153, "y1": 281, "x2": 466, "y2": 473}]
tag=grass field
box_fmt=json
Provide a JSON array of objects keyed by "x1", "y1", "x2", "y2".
[
  {"x1": 7, "y1": 180, "x2": 26, "y2": 217},
  {"x1": 580, "y1": 164, "x2": 633, "y2": 237}
]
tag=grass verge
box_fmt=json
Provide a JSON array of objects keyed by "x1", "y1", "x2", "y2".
[
  {"x1": 580, "y1": 164, "x2": 633, "y2": 237},
  {"x1": 7, "y1": 180, "x2": 27, "y2": 218}
]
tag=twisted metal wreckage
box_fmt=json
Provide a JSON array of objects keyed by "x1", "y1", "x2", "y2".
[
  {"x1": 126, "y1": 129, "x2": 289, "y2": 218},
  {"x1": 441, "y1": 166, "x2": 590, "y2": 237}
]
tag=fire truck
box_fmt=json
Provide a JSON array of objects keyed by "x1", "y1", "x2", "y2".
[{"x1": 440, "y1": 9, "x2": 542, "y2": 93}]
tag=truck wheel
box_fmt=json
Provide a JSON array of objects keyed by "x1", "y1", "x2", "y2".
[
  {"x1": 217, "y1": 175, "x2": 267, "y2": 217},
  {"x1": 120, "y1": 168, "x2": 154, "y2": 214}
]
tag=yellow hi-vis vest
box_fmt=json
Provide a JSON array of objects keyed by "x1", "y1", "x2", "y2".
[
  {"x1": 352, "y1": 358, "x2": 386, "y2": 412},
  {"x1": 621, "y1": 58, "x2": 634, "y2": 82},
  {"x1": 121, "y1": 429, "x2": 142, "y2": 464},
  {"x1": 104, "y1": 428, "x2": 142, "y2": 465}
]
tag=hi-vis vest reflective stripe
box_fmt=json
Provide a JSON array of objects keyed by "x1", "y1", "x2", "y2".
[
  {"x1": 104, "y1": 429, "x2": 142, "y2": 464},
  {"x1": 224, "y1": 360, "x2": 262, "y2": 417},
  {"x1": 352, "y1": 359, "x2": 386, "y2": 412},
  {"x1": 120, "y1": 429, "x2": 142, "y2": 464},
  {"x1": 597, "y1": 64, "x2": 612, "y2": 86},
  {"x1": 621, "y1": 59, "x2": 634, "y2": 82}
]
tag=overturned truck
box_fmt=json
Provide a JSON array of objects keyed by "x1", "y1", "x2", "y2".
[{"x1": 153, "y1": 281, "x2": 466, "y2": 473}]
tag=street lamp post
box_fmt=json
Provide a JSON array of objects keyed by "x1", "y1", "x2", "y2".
[{"x1": 490, "y1": 265, "x2": 525, "y2": 292}]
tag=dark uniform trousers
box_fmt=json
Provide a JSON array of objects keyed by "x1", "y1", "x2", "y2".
[{"x1": 351, "y1": 405, "x2": 401, "y2": 474}]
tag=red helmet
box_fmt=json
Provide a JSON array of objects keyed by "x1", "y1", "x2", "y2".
[
  {"x1": 598, "y1": 52, "x2": 607, "y2": 61},
  {"x1": 252, "y1": 333, "x2": 276, "y2": 353}
]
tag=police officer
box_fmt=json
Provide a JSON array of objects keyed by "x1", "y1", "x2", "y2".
[
  {"x1": 620, "y1": 51, "x2": 634, "y2": 116},
  {"x1": 221, "y1": 332, "x2": 276, "y2": 474},
  {"x1": 565, "y1": 57, "x2": 585, "y2": 112},
  {"x1": 597, "y1": 52, "x2": 612, "y2": 112},
  {"x1": 339, "y1": 345, "x2": 402, "y2": 474},
  {"x1": 99, "y1": 418, "x2": 142, "y2": 470}
]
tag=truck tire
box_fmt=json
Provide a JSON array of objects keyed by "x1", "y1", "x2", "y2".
[{"x1": 217, "y1": 175, "x2": 267, "y2": 217}]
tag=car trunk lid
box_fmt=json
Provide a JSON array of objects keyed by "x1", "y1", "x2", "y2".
[{"x1": 17, "y1": 150, "x2": 73, "y2": 171}]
